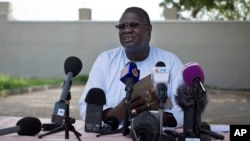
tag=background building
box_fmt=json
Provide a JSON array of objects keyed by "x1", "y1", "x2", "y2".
[{"x1": 1, "y1": 2, "x2": 250, "y2": 89}]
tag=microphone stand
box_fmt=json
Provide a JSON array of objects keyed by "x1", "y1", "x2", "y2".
[
  {"x1": 157, "y1": 84, "x2": 176, "y2": 141},
  {"x1": 157, "y1": 84, "x2": 166, "y2": 139},
  {"x1": 38, "y1": 84, "x2": 82, "y2": 141},
  {"x1": 181, "y1": 79, "x2": 224, "y2": 141},
  {"x1": 122, "y1": 78, "x2": 134, "y2": 136},
  {"x1": 97, "y1": 78, "x2": 134, "y2": 137}
]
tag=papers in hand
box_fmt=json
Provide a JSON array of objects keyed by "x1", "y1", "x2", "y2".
[{"x1": 133, "y1": 74, "x2": 172, "y2": 108}]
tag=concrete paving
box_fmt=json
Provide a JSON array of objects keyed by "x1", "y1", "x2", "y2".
[
  {"x1": 0, "y1": 85, "x2": 250, "y2": 125},
  {"x1": 0, "y1": 85, "x2": 84, "y2": 120}
]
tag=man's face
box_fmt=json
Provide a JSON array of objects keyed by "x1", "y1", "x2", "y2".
[{"x1": 117, "y1": 12, "x2": 151, "y2": 51}]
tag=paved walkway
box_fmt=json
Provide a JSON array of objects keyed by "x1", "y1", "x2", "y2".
[
  {"x1": 0, "y1": 85, "x2": 250, "y2": 125},
  {"x1": 0, "y1": 85, "x2": 84, "y2": 120}
]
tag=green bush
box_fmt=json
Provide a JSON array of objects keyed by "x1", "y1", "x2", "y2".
[
  {"x1": 0, "y1": 74, "x2": 88, "y2": 91},
  {"x1": 73, "y1": 75, "x2": 89, "y2": 85}
]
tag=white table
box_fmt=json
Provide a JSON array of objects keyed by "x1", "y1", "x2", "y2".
[{"x1": 0, "y1": 116, "x2": 229, "y2": 141}]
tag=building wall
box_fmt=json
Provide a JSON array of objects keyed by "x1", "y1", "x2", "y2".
[{"x1": 0, "y1": 2, "x2": 250, "y2": 89}]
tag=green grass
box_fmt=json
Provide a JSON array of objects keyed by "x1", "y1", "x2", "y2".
[
  {"x1": 0, "y1": 74, "x2": 88, "y2": 91},
  {"x1": 1, "y1": 73, "x2": 248, "y2": 93}
]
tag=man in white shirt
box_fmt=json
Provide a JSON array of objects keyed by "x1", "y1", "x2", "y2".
[{"x1": 79, "y1": 7, "x2": 184, "y2": 128}]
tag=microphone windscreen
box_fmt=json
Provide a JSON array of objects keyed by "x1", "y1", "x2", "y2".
[
  {"x1": 85, "y1": 88, "x2": 106, "y2": 105},
  {"x1": 16, "y1": 117, "x2": 42, "y2": 136},
  {"x1": 176, "y1": 83, "x2": 208, "y2": 113},
  {"x1": 132, "y1": 111, "x2": 159, "y2": 141},
  {"x1": 64, "y1": 56, "x2": 82, "y2": 77},
  {"x1": 182, "y1": 62, "x2": 204, "y2": 88},
  {"x1": 155, "y1": 61, "x2": 166, "y2": 67},
  {"x1": 175, "y1": 83, "x2": 194, "y2": 110}
]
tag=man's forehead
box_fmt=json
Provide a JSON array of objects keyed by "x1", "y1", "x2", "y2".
[{"x1": 119, "y1": 12, "x2": 142, "y2": 23}]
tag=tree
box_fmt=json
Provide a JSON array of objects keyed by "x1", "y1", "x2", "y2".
[{"x1": 159, "y1": 0, "x2": 250, "y2": 21}]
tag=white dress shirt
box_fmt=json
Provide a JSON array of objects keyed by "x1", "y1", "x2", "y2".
[{"x1": 79, "y1": 46, "x2": 184, "y2": 127}]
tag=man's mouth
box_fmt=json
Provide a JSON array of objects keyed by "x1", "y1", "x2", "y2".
[{"x1": 123, "y1": 35, "x2": 134, "y2": 42}]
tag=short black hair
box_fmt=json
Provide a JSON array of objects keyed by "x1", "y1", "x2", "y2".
[{"x1": 123, "y1": 7, "x2": 151, "y2": 26}]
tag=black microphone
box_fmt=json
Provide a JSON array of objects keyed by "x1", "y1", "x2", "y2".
[
  {"x1": 176, "y1": 83, "x2": 208, "y2": 114},
  {"x1": 52, "y1": 56, "x2": 82, "y2": 124},
  {"x1": 131, "y1": 111, "x2": 159, "y2": 141},
  {"x1": 0, "y1": 117, "x2": 41, "y2": 136},
  {"x1": 176, "y1": 83, "x2": 208, "y2": 139},
  {"x1": 85, "y1": 88, "x2": 106, "y2": 133},
  {"x1": 61, "y1": 56, "x2": 82, "y2": 101},
  {"x1": 176, "y1": 83, "x2": 224, "y2": 140},
  {"x1": 176, "y1": 82, "x2": 224, "y2": 140}
]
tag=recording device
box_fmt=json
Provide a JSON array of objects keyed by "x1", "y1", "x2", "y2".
[
  {"x1": 103, "y1": 116, "x2": 119, "y2": 131},
  {"x1": 85, "y1": 88, "x2": 106, "y2": 133},
  {"x1": 182, "y1": 62, "x2": 206, "y2": 94},
  {"x1": 42, "y1": 123, "x2": 62, "y2": 131},
  {"x1": 98, "y1": 116, "x2": 120, "y2": 135},
  {"x1": 120, "y1": 61, "x2": 140, "y2": 100},
  {"x1": 96, "y1": 116, "x2": 121, "y2": 137},
  {"x1": 52, "y1": 56, "x2": 82, "y2": 124},
  {"x1": 151, "y1": 61, "x2": 170, "y2": 108},
  {"x1": 131, "y1": 111, "x2": 159, "y2": 141},
  {"x1": 0, "y1": 117, "x2": 41, "y2": 136},
  {"x1": 52, "y1": 101, "x2": 67, "y2": 124}
]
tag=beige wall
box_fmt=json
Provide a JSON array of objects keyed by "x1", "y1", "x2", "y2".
[{"x1": 0, "y1": 2, "x2": 250, "y2": 89}]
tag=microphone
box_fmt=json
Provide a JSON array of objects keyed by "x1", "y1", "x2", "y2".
[
  {"x1": 178, "y1": 62, "x2": 210, "y2": 139},
  {"x1": 84, "y1": 88, "x2": 106, "y2": 133},
  {"x1": 151, "y1": 61, "x2": 170, "y2": 108},
  {"x1": 52, "y1": 56, "x2": 82, "y2": 124},
  {"x1": 61, "y1": 56, "x2": 82, "y2": 101},
  {"x1": 176, "y1": 83, "x2": 208, "y2": 114},
  {"x1": 176, "y1": 83, "x2": 224, "y2": 140},
  {"x1": 182, "y1": 62, "x2": 206, "y2": 95},
  {"x1": 176, "y1": 83, "x2": 208, "y2": 138},
  {"x1": 120, "y1": 62, "x2": 140, "y2": 99},
  {"x1": 151, "y1": 61, "x2": 170, "y2": 138},
  {"x1": 132, "y1": 111, "x2": 159, "y2": 141},
  {"x1": 181, "y1": 62, "x2": 224, "y2": 139},
  {"x1": 120, "y1": 62, "x2": 140, "y2": 136},
  {"x1": 182, "y1": 62, "x2": 206, "y2": 137},
  {"x1": 0, "y1": 117, "x2": 41, "y2": 136}
]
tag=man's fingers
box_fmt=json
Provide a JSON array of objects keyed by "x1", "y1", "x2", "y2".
[{"x1": 130, "y1": 96, "x2": 145, "y2": 109}]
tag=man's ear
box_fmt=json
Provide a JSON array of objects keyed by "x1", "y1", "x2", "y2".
[{"x1": 147, "y1": 25, "x2": 152, "y2": 37}]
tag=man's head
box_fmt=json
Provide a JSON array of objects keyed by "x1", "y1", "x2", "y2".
[{"x1": 116, "y1": 7, "x2": 152, "y2": 52}]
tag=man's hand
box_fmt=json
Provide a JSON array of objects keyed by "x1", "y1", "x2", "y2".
[{"x1": 130, "y1": 94, "x2": 149, "y2": 116}]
